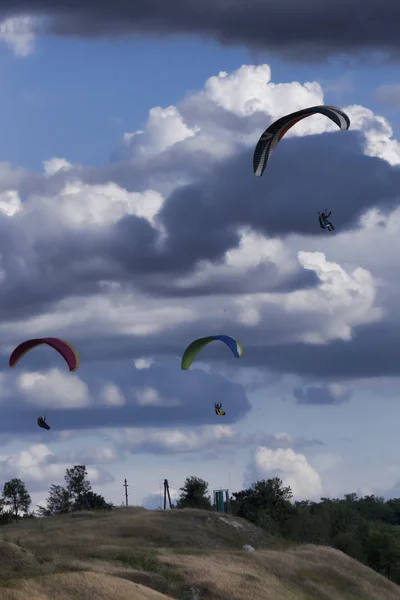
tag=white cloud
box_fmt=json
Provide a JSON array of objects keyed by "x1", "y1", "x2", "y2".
[
  {"x1": 118, "y1": 64, "x2": 400, "y2": 178},
  {"x1": 0, "y1": 190, "x2": 22, "y2": 216},
  {"x1": 135, "y1": 387, "x2": 181, "y2": 407},
  {"x1": 31, "y1": 180, "x2": 164, "y2": 227},
  {"x1": 133, "y1": 357, "x2": 153, "y2": 369},
  {"x1": 175, "y1": 228, "x2": 297, "y2": 291},
  {"x1": 136, "y1": 387, "x2": 161, "y2": 406},
  {"x1": 100, "y1": 383, "x2": 126, "y2": 406},
  {"x1": 123, "y1": 105, "x2": 200, "y2": 159},
  {"x1": 43, "y1": 158, "x2": 73, "y2": 177},
  {"x1": 234, "y1": 250, "x2": 382, "y2": 342},
  {"x1": 0, "y1": 443, "x2": 114, "y2": 493},
  {"x1": 143, "y1": 487, "x2": 179, "y2": 510},
  {"x1": 345, "y1": 104, "x2": 400, "y2": 166},
  {"x1": 0, "y1": 444, "x2": 65, "y2": 484},
  {"x1": 327, "y1": 384, "x2": 349, "y2": 402},
  {"x1": 245, "y1": 447, "x2": 323, "y2": 500},
  {"x1": 0, "y1": 292, "x2": 195, "y2": 341},
  {"x1": 17, "y1": 369, "x2": 91, "y2": 408},
  {"x1": 112, "y1": 426, "x2": 320, "y2": 455},
  {"x1": 0, "y1": 15, "x2": 37, "y2": 57}
]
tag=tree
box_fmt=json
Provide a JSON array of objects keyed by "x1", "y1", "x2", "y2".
[
  {"x1": 37, "y1": 484, "x2": 73, "y2": 517},
  {"x1": 3, "y1": 479, "x2": 31, "y2": 522},
  {"x1": 176, "y1": 476, "x2": 212, "y2": 510},
  {"x1": 85, "y1": 491, "x2": 113, "y2": 511},
  {"x1": 231, "y1": 478, "x2": 293, "y2": 530},
  {"x1": 65, "y1": 465, "x2": 92, "y2": 511}
]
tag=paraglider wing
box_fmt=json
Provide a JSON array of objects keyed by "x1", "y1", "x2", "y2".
[
  {"x1": 9, "y1": 338, "x2": 80, "y2": 372},
  {"x1": 181, "y1": 335, "x2": 243, "y2": 370},
  {"x1": 253, "y1": 105, "x2": 350, "y2": 177}
]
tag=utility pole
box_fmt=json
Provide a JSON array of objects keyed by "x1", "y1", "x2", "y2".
[
  {"x1": 163, "y1": 479, "x2": 173, "y2": 509},
  {"x1": 123, "y1": 479, "x2": 129, "y2": 506}
]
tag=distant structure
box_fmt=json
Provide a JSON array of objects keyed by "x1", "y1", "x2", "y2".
[
  {"x1": 213, "y1": 489, "x2": 231, "y2": 514},
  {"x1": 163, "y1": 479, "x2": 173, "y2": 509},
  {"x1": 123, "y1": 479, "x2": 129, "y2": 506}
]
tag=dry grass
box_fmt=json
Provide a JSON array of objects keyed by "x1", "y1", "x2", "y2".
[
  {"x1": 0, "y1": 507, "x2": 398, "y2": 599},
  {"x1": 162, "y1": 544, "x2": 400, "y2": 599},
  {"x1": 0, "y1": 571, "x2": 174, "y2": 599}
]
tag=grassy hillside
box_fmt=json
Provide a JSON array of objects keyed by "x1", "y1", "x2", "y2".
[{"x1": 0, "y1": 507, "x2": 398, "y2": 599}]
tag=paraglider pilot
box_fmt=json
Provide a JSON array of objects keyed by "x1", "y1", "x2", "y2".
[
  {"x1": 318, "y1": 210, "x2": 335, "y2": 232},
  {"x1": 37, "y1": 416, "x2": 50, "y2": 430},
  {"x1": 215, "y1": 403, "x2": 225, "y2": 416}
]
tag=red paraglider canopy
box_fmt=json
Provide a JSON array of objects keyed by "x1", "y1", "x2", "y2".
[{"x1": 9, "y1": 337, "x2": 80, "y2": 372}]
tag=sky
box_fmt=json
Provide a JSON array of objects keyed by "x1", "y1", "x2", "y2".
[{"x1": 0, "y1": 2, "x2": 399, "y2": 511}]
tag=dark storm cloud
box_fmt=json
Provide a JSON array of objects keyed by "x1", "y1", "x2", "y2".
[
  {"x1": 143, "y1": 265, "x2": 319, "y2": 298},
  {"x1": 293, "y1": 385, "x2": 352, "y2": 405},
  {"x1": 0, "y1": 121, "x2": 397, "y2": 373},
  {"x1": 240, "y1": 320, "x2": 400, "y2": 379},
  {"x1": 1, "y1": 0, "x2": 400, "y2": 63},
  {"x1": 0, "y1": 150, "x2": 326, "y2": 327},
  {"x1": 160, "y1": 131, "x2": 400, "y2": 241}
]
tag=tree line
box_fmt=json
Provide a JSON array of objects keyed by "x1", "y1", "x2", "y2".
[
  {"x1": 3, "y1": 470, "x2": 400, "y2": 587},
  {"x1": 0, "y1": 465, "x2": 112, "y2": 523},
  {"x1": 175, "y1": 475, "x2": 400, "y2": 586}
]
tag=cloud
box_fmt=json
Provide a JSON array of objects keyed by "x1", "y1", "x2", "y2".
[
  {"x1": 0, "y1": 15, "x2": 37, "y2": 56},
  {"x1": 0, "y1": 363, "x2": 251, "y2": 433},
  {"x1": 232, "y1": 251, "x2": 381, "y2": 343},
  {"x1": 143, "y1": 488, "x2": 179, "y2": 510},
  {"x1": 121, "y1": 106, "x2": 200, "y2": 160},
  {"x1": 2, "y1": 1, "x2": 400, "y2": 63},
  {"x1": 17, "y1": 368, "x2": 91, "y2": 408},
  {"x1": 293, "y1": 383, "x2": 352, "y2": 405},
  {"x1": 0, "y1": 443, "x2": 114, "y2": 492},
  {"x1": 53, "y1": 444, "x2": 119, "y2": 465},
  {"x1": 244, "y1": 447, "x2": 323, "y2": 500},
  {"x1": 0, "y1": 65, "x2": 394, "y2": 330},
  {"x1": 111, "y1": 425, "x2": 323, "y2": 456},
  {"x1": 0, "y1": 62, "x2": 397, "y2": 439},
  {"x1": 135, "y1": 386, "x2": 181, "y2": 407},
  {"x1": 310, "y1": 453, "x2": 344, "y2": 473},
  {"x1": 373, "y1": 84, "x2": 400, "y2": 108},
  {"x1": 43, "y1": 158, "x2": 73, "y2": 177},
  {"x1": 133, "y1": 357, "x2": 153, "y2": 369},
  {"x1": 99, "y1": 383, "x2": 126, "y2": 406}
]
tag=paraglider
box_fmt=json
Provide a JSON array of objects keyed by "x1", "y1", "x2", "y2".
[
  {"x1": 318, "y1": 210, "x2": 335, "y2": 231},
  {"x1": 253, "y1": 105, "x2": 350, "y2": 177},
  {"x1": 215, "y1": 403, "x2": 225, "y2": 416},
  {"x1": 37, "y1": 416, "x2": 50, "y2": 430},
  {"x1": 9, "y1": 338, "x2": 80, "y2": 371},
  {"x1": 181, "y1": 335, "x2": 243, "y2": 370}
]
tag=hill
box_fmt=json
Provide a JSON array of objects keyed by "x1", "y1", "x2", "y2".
[{"x1": 0, "y1": 507, "x2": 399, "y2": 599}]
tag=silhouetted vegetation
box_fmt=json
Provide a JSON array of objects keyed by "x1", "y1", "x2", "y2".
[
  {"x1": 175, "y1": 476, "x2": 212, "y2": 510},
  {"x1": 34, "y1": 465, "x2": 113, "y2": 517},
  {"x1": 229, "y1": 477, "x2": 400, "y2": 585},
  {"x1": 2, "y1": 469, "x2": 400, "y2": 589}
]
